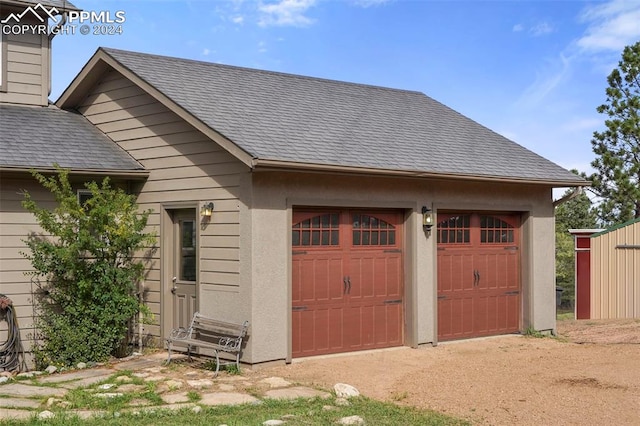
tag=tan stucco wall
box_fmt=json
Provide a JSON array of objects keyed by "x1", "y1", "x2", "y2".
[{"x1": 246, "y1": 171, "x2": 556, "y2": 364}]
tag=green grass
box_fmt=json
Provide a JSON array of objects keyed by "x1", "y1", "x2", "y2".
[
  {"x1": 0, "y1": 396, "x2": 468, "y2": 426},
  {"x1": 557, "y1": 309, "x2": 574, "y2": 321}
]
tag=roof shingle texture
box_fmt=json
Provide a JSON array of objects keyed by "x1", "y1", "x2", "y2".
[
  {"x1": 0, "y1": 104, "x2": 143, "y2": 171},
  {"x1": 103, "y1": 48, "x2": 581, "y2": 183}
]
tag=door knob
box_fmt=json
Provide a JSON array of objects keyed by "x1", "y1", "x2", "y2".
[{"x1": 171, "y1": 277, "x2": 177, "y2": 294}]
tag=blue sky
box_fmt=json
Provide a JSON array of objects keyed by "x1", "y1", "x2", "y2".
[{"x1": 49, "y1": 0, "x2": 640, "y2": 189}]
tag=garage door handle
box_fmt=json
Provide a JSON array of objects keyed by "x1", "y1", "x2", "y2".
[
  {"x1": 347, "y1": 276, "x2": 352, "y2": 294},
  {"x1": 343, "y1": 277, "x2": 348, "y2": 295},
  {"x1": 476, "y1": 270, "x2": 480, "y2": 286},
  {"x1": 473, "y1": 270, "x2": 479, "y2": 286}
]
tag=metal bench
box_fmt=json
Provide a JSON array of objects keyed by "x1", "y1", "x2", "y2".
[{"x1": 166, "y1": 312, "x2": 249, "y2": 375}]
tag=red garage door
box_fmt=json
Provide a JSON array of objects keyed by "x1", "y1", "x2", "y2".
[
  {"x1": 292, "y1": 210, "x2": 404, "y2": 358},
  {"x1": 437, "y1": 212, "x2": 521, "y2": 341}
]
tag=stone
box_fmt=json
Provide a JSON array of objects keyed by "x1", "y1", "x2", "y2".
[
  {"x1": 0, "y1": 371, "x2": 14, "y2": 378},
  {"x1": 45, "y1": 366, "x2": 58, "y2": 374},
  {"x1": 0, "y1": 408, "x2": 32, "y2": 420},
  {"x1": 263, "y1": 420, "x2": 285, "y2": 426},
  {"x1": 144, "y1": 375, "x2": 167, "y2": 382},
  {"x1": 59, "y1": 374, "x2": 115, "y2": 389},
  {"x1": 133, "y1": 372, "x2": 149, "y2": 378},
  {"x1": 46, "y1": 397, "x2": 59, "y2": 407},
  {"x1": 165, "y1": 379, "x2": 184, "y2": 389},
  {"x1": 0, "y1": 398, "x2": 41, "y2": 409},
  {"x1": 38, "y1": 410, "x2": 55, "y2": 420},
  {"x1": 187, "y1": 379, "x2": 214, "y2": 389},
  {"x1": 95, "y1": 392, "x2": 124, "y2": 398},
  {"x1": 218, "y1": 383, "x2": 235, "y2": 391},
  {"x1": 0, "y1": 377, "x2": 9, "y2": 384},
  {"x1": 184, "y1": 370, "x2": 200, "y2": 377},
  {"x1": 265, "y1": 386, "x2": 331, "y2": 400},
  {"x1": 0, "y1": 383, "x2": 68, "y2": 398},
  {"x1": 98, "y1": 383, "x2": 116, "y2": 390},
  {"x1": 115, "y1": 376, "x2": 133, "y2": 383},
  {"x1": 199, "y1": 392, "x2": 260, "y2": 406},
  {"x1": 334, "y1": 383, "x2": 360, "y2": 398},
  {"x1": 77, "y1": 362, "x2": 87, "y2": 369},
  {"x1": 335, "y1": 397, "x2": 351, "y2": 406},
  {"x1": 39, "y1": 369, "x2": 114, "y2": 384},
  {"x1": 323, "y1": 405, "x2": 337, "y2": 411},
  {"x1": 117, "y1": 384, "x2": 147, "y2": 393},
  {"x1": 338, "y1": 415, "x2": 365, "y2": 425},
  {"x1": 161, "y1": 392, "x2": 191, "y2": 404},
  {"x1": 260, "y1": 377, "x2": 291, "y2": 388},
  {"x1": 16, "y1": 372, "x2": 35, "y2": 379},
  {"x1": 192, "y1": 405, "x2": 202, "y2": 413}
]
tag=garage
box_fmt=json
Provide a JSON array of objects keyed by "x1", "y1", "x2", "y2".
[
  {"x1": 437, "y1": 212, "x2": 521, "y2": 341},
  {"x1": 291, "y1": 210, "x2": 404, "y2": 357}
]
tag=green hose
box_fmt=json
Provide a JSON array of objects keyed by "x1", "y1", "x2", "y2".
[{"x1": 0, "y1": 294, "x2": 26, "y2": 372}]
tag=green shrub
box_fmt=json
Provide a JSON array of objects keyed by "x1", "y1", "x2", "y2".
[{"x1": 22, "y1": 167, "x2": 155, "y2": 368}]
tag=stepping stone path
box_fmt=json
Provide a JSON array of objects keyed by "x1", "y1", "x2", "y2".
[{"x1": 0, "y1": 351, "x2": 364, "y2": 423}]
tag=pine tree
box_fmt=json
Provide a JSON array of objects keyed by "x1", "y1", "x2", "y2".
[{"x1": 591, "y1": 41, "x2": 640, "y2": 225}]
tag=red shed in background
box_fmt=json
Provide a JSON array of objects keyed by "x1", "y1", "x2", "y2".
[{"x1": 569, "y1": 229, "x2": 603, "y2": 319}]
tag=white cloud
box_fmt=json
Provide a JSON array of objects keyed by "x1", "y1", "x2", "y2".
[
  {"x1": 512, "y1": 23, "x2": 524, "y2": 32},
  {"x1": 258, "y1": 40, "x2": 268, "y2": 53},
  {"x1": 258, "y1": 0, "x2": 317, "y2": 27},
  {"x1": 530, "y1": 21, "x2": 554, "y2": 37},
  {"x1": 577, "y1": 0, "x2": 640, "y2": 52},
  {"x1": 232, "y1": 15, "x2": 244, "y2": 24},
  {"x1": 517, "y1": 53, "x2": 571, "y2": 108}
]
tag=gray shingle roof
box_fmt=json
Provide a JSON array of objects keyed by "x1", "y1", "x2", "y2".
[
  {"x1": 102, "y1": 47, "x2": 583, "y2": 183},
  {"x1": 0, "y1": 104, "x2": 143, "y2": 171}
]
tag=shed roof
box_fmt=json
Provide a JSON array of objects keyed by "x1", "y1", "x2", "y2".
[
  {"x1": 591, "y1": 218, "x2": 640, "y2": 238},
  {"x1": 0, "y1": 104, "x2": 144, "y2": 174},
  {"x1": 61, "y1": 48, "x2": 587, "y2": 185}
]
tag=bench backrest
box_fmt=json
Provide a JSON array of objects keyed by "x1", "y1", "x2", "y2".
[{"x1": 190, "y1": 312, "x2": 249, "y2": 351}]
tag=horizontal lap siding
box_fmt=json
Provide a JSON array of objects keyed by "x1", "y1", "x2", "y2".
[
  {"x1": 0, "y1": 178, "x2": 53, "y2": 352},
  {"x1": 78, "y1": 69, "x2": 249, "y2": 338},
  {"x1": 0, "y1": 31, "x2": 46, "y2": 105}
]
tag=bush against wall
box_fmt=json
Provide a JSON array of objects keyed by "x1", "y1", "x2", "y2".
[{"x1": 21, "y1": 167, "x2": 155, "y2": 368}]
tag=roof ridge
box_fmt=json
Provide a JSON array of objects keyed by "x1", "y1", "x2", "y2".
[{"x1": 100, "y1": 47, "x2": 424, "y2": 96}]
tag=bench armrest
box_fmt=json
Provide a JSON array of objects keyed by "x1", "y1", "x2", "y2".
[{"x1": 168, "y1": 327, "x2": 190, "y2": 340}]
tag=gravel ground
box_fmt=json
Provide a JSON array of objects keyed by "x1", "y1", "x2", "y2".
[{"x1": 266, "y1": 319, "x2": 640, "y2": 425}]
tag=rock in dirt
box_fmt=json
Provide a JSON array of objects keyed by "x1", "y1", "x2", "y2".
[
  {"x1": 338, "y1": 415, "x2": 365, "y2": 425},
  {"x1": 334, "y1": 383, "x2": 360, "y2": 398}
]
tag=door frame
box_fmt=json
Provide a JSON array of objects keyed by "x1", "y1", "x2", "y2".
[{"x1": 161, "y1": 203, "x2": 200, "y2": 340}]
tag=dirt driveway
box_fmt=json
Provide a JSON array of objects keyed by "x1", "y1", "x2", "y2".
[{"x1": 266, "y1": 319, "x2": 640, "y2": 425}]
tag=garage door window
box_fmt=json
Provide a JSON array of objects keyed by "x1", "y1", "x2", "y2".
[
  {"x1": 292, "y1": 213, "x2": 339, "y2": 246},
  {"x1": 352, "y1": 214, "x2": 396, "y2": 245},
  {"x1": 480, "y1": 215, "x2": 514, "y2": 244},
  {"x1": 437, "y1": 214, "x2": 470, "y2": 244}
]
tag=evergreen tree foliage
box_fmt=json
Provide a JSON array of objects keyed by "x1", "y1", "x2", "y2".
[
  {"x1": 554, "y1": 184, "x2": 598, "y2": 306},
  {"x1": 590, "y1": 41, "x2": 640, "y2": 225},
  {"x1": 21, "y1": 167, "x2": 155, "y2": 367}
]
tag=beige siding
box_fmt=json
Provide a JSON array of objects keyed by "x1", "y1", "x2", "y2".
[
  {"x1": 77, "y1": 69, "x2": 250, "y2": 340},
  {"x1": 0, "y1": 177, "x2": 53, "y2": 354},
  {"x1": 0, "y1": 27, "x2": 48, "y2": 105},
  {"x1": 591, "y1": 221, "x2": 640, "y2": 319}
]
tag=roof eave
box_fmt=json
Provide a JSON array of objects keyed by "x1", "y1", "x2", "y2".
[
  {"x1": 56, "y1": 48, "x2": 255, "y2": 168},
  {"x1": 0, "y1": 165, "x2": 149, "y2": 179},
  {"x1": 251, "y1": 158, "x2": 590, "y2": 187}
]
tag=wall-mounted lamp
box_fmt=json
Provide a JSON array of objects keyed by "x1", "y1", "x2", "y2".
[
  {"x1": 200, "y1": 202, "x2": 214, "y2": 218},
  {"x1": 422, "y1": 206, "x2": 433, "y2": 233}
]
